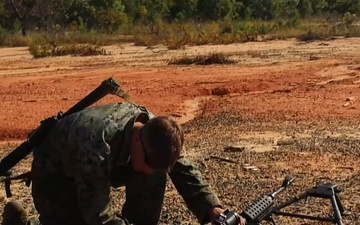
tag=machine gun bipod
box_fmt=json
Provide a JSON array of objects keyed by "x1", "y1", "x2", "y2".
[{"x1": 269, "y1": 181, "x2": 351, "y2": 225}]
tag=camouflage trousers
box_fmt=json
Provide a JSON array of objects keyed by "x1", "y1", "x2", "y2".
[{"x1": 31, "y1": 169, "x2": 167, "y2": 225}]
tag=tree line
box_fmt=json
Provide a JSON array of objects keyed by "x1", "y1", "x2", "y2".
[{"x1": 0, "y1": 0, "x2": 359, "y2": 35}]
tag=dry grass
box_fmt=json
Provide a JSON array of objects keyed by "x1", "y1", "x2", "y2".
[
  {"x1": 29, "y1": 43, "x2": 109, "y2": 58},
  {"x1": 168, "y1": 53, "x2": 236, "y2": 65},
  {"x1": 2, "y1": 18, "x2": 359, "y2": 57}
]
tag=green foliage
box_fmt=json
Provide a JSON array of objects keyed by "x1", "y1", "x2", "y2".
[
  {"x1": 12, "y1": 21, "x2": 22, "y2": 34},
  {"x1": 298, "y1": 0, "x2": 314, "y2": 18},
  {"x1": 232, "y1": 21, "x2": 274, "y2": 34},
  {"x1": 245, "y1": 0, "x2": 275, "y2": 20},
  {"x1": 312, "y1": 0, "x2": 328, "y2": 14},
  {"x1": 327, "y1": 0, "x2": 360, "y2": 14},
  {"x1": 0, "y1": 0, "x2": 359, "y2": 52},
  {"x1": 169, "y1": 0, "x2": 197, "y2": 21},
  {"x1": 197, "y1": 0, "x2": 242, "y2": 20},
  {"x1": 95, "y1": 9, "x2": 129, "y2": 33},
  {"x1": 275, "y1": 0, "x2": 300, "y2": 19},
  {"x1": 0, "y1": 0, "x2": 359, "y2": 35},
  {"x1": 0, "y1": 25, "x2": 7, "y2": 45},
  {"x1": 0, "y1": 0, "x2": 8, "y2": 27}
]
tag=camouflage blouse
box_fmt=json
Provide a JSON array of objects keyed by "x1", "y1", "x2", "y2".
[{"x1": 31, "y1": 102, "x2": 221, "y2": 225}]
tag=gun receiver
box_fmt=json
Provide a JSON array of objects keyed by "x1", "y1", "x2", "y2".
[
  {"x1": 241, "y1": 176, "x2": 294, "y2": 224},
  {"x1": 0, "y1": 77, "x2": 128, "y2": 176}
]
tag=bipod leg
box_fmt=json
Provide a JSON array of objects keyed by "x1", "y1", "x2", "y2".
[
  {"x1": 273, "y1": 182, "x2": 349, "y2": 225},
  {"x1": 273, "y1": 190, "x2": 309, "y2": 210},
  {"x1": 334, "y1": 191, "x2": 351, "y2": 216},
  {"x1": 330, "y1": 193, "x2": 344, "y2": 225},
  {"x1": 308, "y1": 182, "x2": 351, "y2": 224},
  {"x1": 269, "y1": 215, "x2": 277, "y2": 225}
]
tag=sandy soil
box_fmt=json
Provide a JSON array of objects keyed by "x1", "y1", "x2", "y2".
[{"x1": 0, "y1": 37, "x2": 359, "y2": 225}]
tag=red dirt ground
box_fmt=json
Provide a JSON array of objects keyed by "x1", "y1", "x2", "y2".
[{"x1": 1, "y1": 38, "x2": 359, "y2": 140}]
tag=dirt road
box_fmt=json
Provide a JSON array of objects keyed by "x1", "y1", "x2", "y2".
[{"x1": 0, "y1": 37, "x2": 359, "y2": 224}]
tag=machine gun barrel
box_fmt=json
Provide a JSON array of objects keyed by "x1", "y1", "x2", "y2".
[
  {"x1": 0, "y1": 77, "x2": 123, "y2": 176},
  {"x1": 270, "y1": 176, "x2": 294, "y2": 198},
  {"x1": 63, "y1": 77, "x2": 121, "y2": 117}
]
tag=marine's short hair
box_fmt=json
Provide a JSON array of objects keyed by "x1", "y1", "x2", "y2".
[{"x1": 142, "y1": 116, "x2": 184, "y2": 171}]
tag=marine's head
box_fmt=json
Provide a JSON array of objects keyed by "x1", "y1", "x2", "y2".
[{"x1": 131, "y1": 116, "x2": 183, "y2": 174}]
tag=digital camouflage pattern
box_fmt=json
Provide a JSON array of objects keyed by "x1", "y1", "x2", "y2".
[{"x1": 30, "y1": 102, "x2": 221, "y2": 225}]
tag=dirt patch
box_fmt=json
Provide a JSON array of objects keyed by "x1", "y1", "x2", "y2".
[{"x1": 0, "y1": 38, "x2": 360, "y2": 224}]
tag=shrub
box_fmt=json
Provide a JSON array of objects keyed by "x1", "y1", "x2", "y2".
[
  {"x1": 168, "y1": 53, "x2": 236, "y2": 65},
  {"x1": 29, "y1": 42, "x2": 109, "y2": 58},
  {"x1": 298, "y1": 29, "x2": 325, "y2": 42}
]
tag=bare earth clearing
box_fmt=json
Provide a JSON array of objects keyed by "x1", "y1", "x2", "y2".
[{"x1": 0, "y1": 38, "x2": 359, "y2": 225}]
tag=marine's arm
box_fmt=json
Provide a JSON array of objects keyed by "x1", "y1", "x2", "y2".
[{"x1": 169, "y1": 155, "x2": 222, "y2": 224}]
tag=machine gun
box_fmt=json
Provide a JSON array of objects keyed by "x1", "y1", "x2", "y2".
[
  {"x1": 0, "y1": 77, "x2": 130, "y2": 197},
  {"x1": 214, "y1": 176, "x2": 350, "y2": 225}
]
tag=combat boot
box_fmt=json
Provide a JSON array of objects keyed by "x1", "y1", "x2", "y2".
[{"x1": 2, "y1": 200, "x2": 28, "y2": 225}]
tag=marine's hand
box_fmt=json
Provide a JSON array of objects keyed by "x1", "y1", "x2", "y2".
[
  {"x1": 209, "y1": 207, "x2": 246, "y2": 225},
  {"x1": 239, "y1": 216, "x2": 246, "y2": 225},
  {"x1": 209, "y1": 207, "x2": 223, "y2": 223}
]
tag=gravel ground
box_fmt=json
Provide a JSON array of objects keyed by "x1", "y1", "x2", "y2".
[
  {"x1": 154, "y1": 113, "x2": 359, "y2": 225},
  {"x1": 0, "y1": 108, "x2": 359, "y2": 225}
]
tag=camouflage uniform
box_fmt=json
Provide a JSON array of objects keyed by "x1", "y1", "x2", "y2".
[{"x1": 31, "y1": 102, "x2": 221, "y2": 225}]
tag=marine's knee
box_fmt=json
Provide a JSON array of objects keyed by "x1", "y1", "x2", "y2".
[{"x1": 2, "y1": 200, "x2": 28, "y2": 225}]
